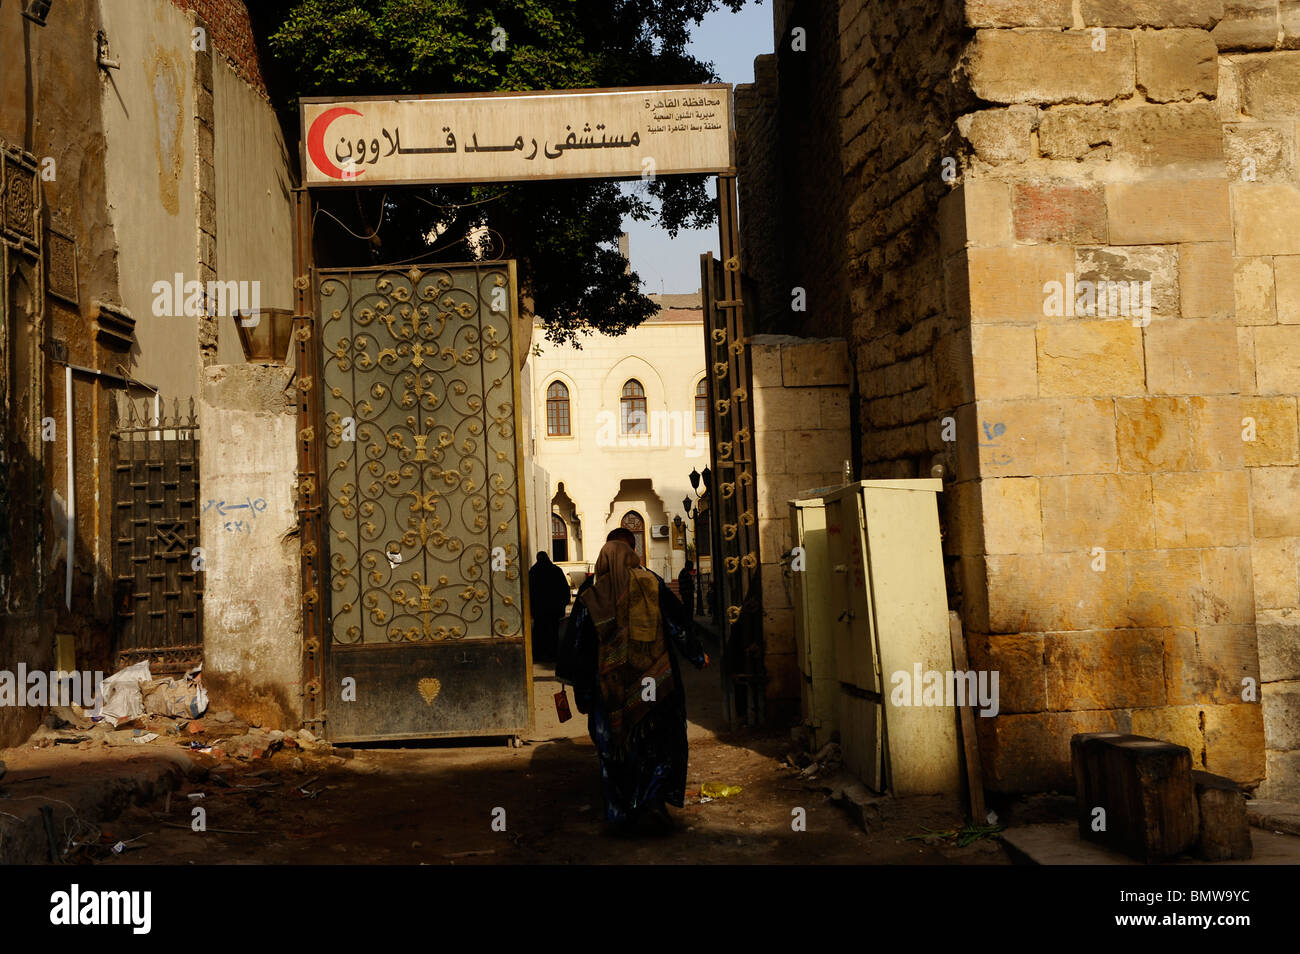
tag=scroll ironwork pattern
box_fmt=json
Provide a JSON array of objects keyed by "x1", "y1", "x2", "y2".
[{"x1": 320, "y1": 265, "x2": 522, "y2": 644}]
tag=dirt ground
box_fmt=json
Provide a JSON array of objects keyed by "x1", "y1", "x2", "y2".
[{"x1": 2, "y1": 654, "x2": 1009, "y2": 865}]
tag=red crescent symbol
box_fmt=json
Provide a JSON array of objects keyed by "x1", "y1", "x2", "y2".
[{"x1": 307, "y1": 107, "x2": 365, "y2": 180}]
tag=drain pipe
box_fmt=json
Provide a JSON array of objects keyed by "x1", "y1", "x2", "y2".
[{"x1": 65, "y1": 365, "x2": 73, "y2": 610}]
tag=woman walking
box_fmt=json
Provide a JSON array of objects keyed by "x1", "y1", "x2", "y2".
[{"x1": 558, "y1": 539, "x2": 708, "y2": 834}]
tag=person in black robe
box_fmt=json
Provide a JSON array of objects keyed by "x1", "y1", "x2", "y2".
[
  {"x1": 676, "y1": 560, "x2": 696, "y2": 619},
  {"x1": 528, "y1": 551, "x2": 571, "y2": 662}
]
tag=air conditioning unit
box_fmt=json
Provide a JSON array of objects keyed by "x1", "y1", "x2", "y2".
[{"x1": 651, "y1": 524, "x2": 670, "y2": 539}]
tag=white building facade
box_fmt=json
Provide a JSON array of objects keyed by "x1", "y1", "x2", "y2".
[{"x1": 523, "y1": 295, "x2": 711, "y2": 586}]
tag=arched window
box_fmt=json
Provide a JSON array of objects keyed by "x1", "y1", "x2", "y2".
[
  {"x1": 694, "y1": 378, "x2": 709, "y2": 433},
  {"x1": 551, "y1": 513, "x2": 569, "y2": 562},
  {"x1": 621, "y1": 510, "x2": 646, "y2": 559},
  {"x1": 546, "y1": 381, "x2": 570, "y2": 436},
  {"x1": 620, "y1": 379, "x2": 647, "y2": 435}
]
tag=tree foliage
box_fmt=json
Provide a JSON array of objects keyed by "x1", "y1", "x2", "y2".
[{"x1": 259, "y1": 0, "x2": 747, "y2": 342}]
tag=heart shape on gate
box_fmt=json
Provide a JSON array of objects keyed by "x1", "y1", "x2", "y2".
[{"x1": 417, "y1": 677, "x2": 441, "y2": 706}]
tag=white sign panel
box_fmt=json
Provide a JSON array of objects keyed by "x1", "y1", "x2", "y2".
[{"x1": 301, "y1": 85, "x2": 734, "y2": 188}]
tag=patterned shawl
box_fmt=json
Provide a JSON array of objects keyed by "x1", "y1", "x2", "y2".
[{"x1": 580, "y1": 541, "x2": 675, "y2": 746}]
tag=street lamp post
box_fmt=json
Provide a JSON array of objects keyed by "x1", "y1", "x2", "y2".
[{"x1": 687, "y1": 466, "x2": 712, "y2": 619}]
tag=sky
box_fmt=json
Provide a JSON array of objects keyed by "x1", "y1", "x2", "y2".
[{"x1": 620, "y1": 0, "x2": 773, "y2": 295}]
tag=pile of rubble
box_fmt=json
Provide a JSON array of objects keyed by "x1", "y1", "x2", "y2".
[{"x1": 24, "y1": 660, "x2": 343, "y2": 766}]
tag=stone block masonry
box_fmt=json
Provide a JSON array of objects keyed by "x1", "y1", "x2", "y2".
[
  {"x1": 738, "y1": 0, "x2": 1300, "y2": 795},
  {"x1": 750, "y1": 336, "x2": 852, "y2": 725}
]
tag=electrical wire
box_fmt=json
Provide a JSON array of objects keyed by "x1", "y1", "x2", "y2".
[
  {"x1": 312, "y1": 191, "x2": 389, "y2": 241},
  {"x1": 413, "y1": 190, "x2": 509, "y2": 211},
  {"x1": 312, "y1": 190, "x2": 510, "y2": 266}
]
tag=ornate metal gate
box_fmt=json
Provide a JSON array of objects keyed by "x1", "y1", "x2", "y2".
[
  {"x1": 111, "y1": 399, "x2": 203, "y2": 673},
  {"x1": 307, "y1": 262, "x2": 532, "y2": 742}
]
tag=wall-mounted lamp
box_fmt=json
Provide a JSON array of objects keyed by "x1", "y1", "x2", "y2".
[
  {"x1": 97, "y1": 30, "x2": 120, "y2": 70},
  {"x1": 23, "y1": 0, "x2": 53, "y2": 26}
]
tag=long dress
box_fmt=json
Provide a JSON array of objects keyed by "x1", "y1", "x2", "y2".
[{"x1": 558, "y1": 576, "x2": 706, "y2": 825}]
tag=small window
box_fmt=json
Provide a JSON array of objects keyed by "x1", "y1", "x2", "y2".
[
  {"x1": 694, "y1": 379, "x2": 709, "y2": 433},
  {"x1": 546, "y1": 381, "x2": 570, "y2": 436},
  {"x1": 621, "y1": 379, "x2": 647, "y2": 435}
]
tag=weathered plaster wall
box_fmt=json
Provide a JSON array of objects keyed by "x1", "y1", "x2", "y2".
[
  {"x1": 198, "y1": 363, "x2": 302, "y2": 727},
  {"x1": 0, "y1": 0, "x2": 127, "y2": 745},
  {"x1": 212, "y1": 55, "x2": 294, "y2": 366},
  {"x1": 98, "y1": 0, "x2": 200, "y2": 403}
]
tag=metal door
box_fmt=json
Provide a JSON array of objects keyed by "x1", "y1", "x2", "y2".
[
  {"x1": 314, "y1": 263, "x2": 532, "y2": 742},
  {"x1": 111, "y1": 399, "x2": 204, "y2": 673}
]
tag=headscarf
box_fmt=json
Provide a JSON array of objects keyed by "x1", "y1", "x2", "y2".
[{"x1": 580, "y1": 541, "x2": 674, "y2": 745}]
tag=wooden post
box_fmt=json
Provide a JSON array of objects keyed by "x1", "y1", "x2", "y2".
[{"x1": 948, "y1": 612, "x2": 987, "y2": 824}]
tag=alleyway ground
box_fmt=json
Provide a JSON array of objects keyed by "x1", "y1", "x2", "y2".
[{"x1": 0, "y1": 633, "x2": 1007, "y2": 865}]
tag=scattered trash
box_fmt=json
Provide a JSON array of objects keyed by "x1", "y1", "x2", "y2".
[
  {"x1": 186, "y1": 741, "x2": 214, "y2": 754},
  {"x1": 700, "y1": 782, "x2": 743, "y2": 799},
  {"x1": 904, "y1": 822, "x2": 1004, "y2": 848},
  {"x1": 142, "y1": 670, "x2": 208, "y2": 720},
  {"x1": 986, "y1": 810, "x2": 999, "y2": 826},
  {"x1": 290, "y1": 757, "x2": 305, "y2": 772},
  {"x1": 187, "y1": 793, "x2": 206, "y2": 801},
  {"x1": 132, "y1": 732, "x2": 160, "y2": 744},
  {"x1": 798, "y1": 742, "x2": 842, "y2": 779},
  {"x1": 88, "y1": 660, "x2": 152, "y2": 727},
  {"x1": 49, "y1": 705, "x2": 94, "y2": 730}
]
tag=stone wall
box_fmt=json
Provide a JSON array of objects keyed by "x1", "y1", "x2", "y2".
[
  {"x1": 1213, "y1": 1, "x2": 1300, "y2": 798},
  {"x1": 951, "y1": 0, "x2": 1283, "y2": 794},
  {"x1": 738, "y1": 0, "x2": 1299, "y2": 794},
  {"x1": 751, "y1": 336, "x2": 851, "y2": 725}
]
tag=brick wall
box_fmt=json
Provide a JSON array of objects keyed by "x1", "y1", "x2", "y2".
[{"x1": 168, "y1": 0, "x2": 268, "y2": 99}]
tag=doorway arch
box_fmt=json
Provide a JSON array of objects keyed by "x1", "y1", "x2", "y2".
[
  {"x1": 551, "y1": 512, "x2": 569, "y2": 562},
  {"x1": 620, "y1": 509, "x2": 646, "y2": 560}
]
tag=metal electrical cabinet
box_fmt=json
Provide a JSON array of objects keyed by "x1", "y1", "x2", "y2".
[
  {"x1": 789, "y1": 496, "x2": 839, "y2": 751},
  {"x1": 822, "y1": 479, "x2": 960, "y2": 797}
]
